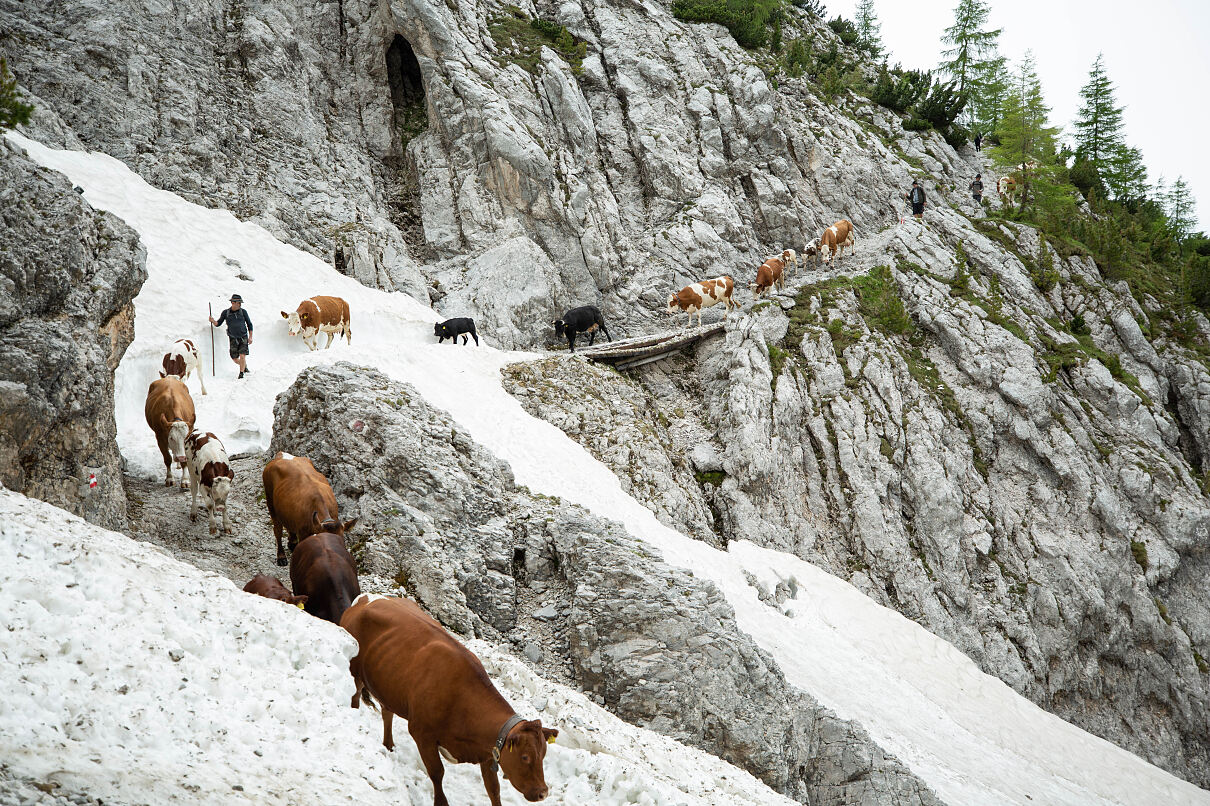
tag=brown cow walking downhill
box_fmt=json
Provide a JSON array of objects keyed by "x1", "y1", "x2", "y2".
[
  {"x1": 820, "y1": 219, "x2": 855, "y2": 263},
  {"x1": 342, "y1": 595, "x2": 558, "y2": 806},
  {"x1": 243, "y1": 574, "x2": 308, "y2": 608},
  {"x1": 290, "y1": 531, "x2": 360, "y2": 624},
  {"x1": 261, "y1": 452, "x2": 356, "y2": 566},
  {"x1": 750, "y1": 256, "x2": 785, "y2": 298},
  {"x1": 282, "y1": 295, "x2": 352, "y2": 351},
  {"x1": 144, "y1": 376, "x2": 196, "y2": 488}
]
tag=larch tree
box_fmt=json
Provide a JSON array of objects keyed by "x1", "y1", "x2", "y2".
[
  {"x1": 938, "y1": 0, "x2": 1005, "y2": 130},
  {"x1": 1165, "y1": 176, "x2": 1198, "y2": 244},
  {"x1": 1072, "y1": 53, "x2": 1126, "y2": 174},
  {"x1": 991, "y1": 51, "x2": 1062, "y2": 212},
  {"x1": 854, "y1": 0, "x2": 883, "y2": 58},
  {"x1": 1103, "y1": 144, "x2": 1149, "y2": 203}
]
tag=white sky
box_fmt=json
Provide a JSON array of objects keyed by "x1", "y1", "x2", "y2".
[{"x1": 827, "y1": 0, "x2": 1208, "y2": 229}]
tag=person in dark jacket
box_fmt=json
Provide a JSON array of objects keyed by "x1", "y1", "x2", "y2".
[
  {"x1": 209, "y1": 294, "x2": 254, "y2": 378},
  {"x1": 904, "y1": 180, "x2": 927, "y2": 220},
  {"x1": 969, "y1": 174, "x2": 985, "y2": 204},
  {"x1": 974, "y1": 132, "x2": 983, "y2": 152}
]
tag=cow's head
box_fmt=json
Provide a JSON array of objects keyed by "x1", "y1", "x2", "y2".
[
  {"x1": 553, "y1": 319, "x2": 565, "y2": 337},
  {"x1": 312, "y1": 512, "x2": 358, "y2": 535},
  {"x1": 434, "y1": 322, "x2": 447, "y2": 337},
  {"x1": 204, "y1": 463, "x2": 234, "y2": 509},
  {"x1": 498, "y1": 719, "x2": 558, "y2": 802},
  {"x1": 281, "y1": 309, "x2": 309, "y2": 336},
  {"x1": 163, "y1": 416, "x2": 191, "y2": 459},
  {"x1": 665, "y1": 294, "x2": 680, "y2": 314}
]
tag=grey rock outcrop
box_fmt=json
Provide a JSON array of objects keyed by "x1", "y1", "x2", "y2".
[
  {"x1": 0, "y1": 139, "x2": 146, "y2": 531},
  {"x1": 269, "y1": 361, "x2": 945, "y2": 805}
]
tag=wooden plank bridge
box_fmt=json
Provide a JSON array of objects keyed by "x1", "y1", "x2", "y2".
[{"x1": 575, "y1": 321, "x2": 727, "y2": 371}]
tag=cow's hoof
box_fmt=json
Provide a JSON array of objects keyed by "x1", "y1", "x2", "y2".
[
  {"x1": 209, "y1": 526, "x2": 217, "y2": 535},
  {"x1": 164, "y1": 480, "x2": 173, "y2": 488},
  {"x1": 277, "y1": 557, "x2": 288, "y2": 567},
  {"x1": 190, "y1": 513, "x2": 197, "y2": 522}
]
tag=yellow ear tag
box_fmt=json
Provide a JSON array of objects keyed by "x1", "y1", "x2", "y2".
[
  {"x1": 547, "y1": 736, "x2": 556, "y2": 745},
  {"x1": 296, "y1": 602, "x2": 305, "y2": 610}
]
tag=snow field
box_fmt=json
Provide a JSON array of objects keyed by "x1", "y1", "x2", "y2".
[
  {"x1": 0, "y1": 489, "x2": 799, "y2": 806},
  {"x1": 10, "y1": 131, "x2": 1210, "y2": 805}
]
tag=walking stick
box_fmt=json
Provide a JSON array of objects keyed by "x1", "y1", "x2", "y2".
[{"x1": 209, "y1": 302, "x2": 216, "y2": 376}]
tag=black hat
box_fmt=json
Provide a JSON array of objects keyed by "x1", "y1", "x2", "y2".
[
  {"x1": 975, "y1": 173, "x2": 981, "y2": 178},
  {"x1": 230, "y1": 294, "x2": 243, "y2": 303},
  {"x1": 912, "y1": 179, "x2": 919, "y2": 184}
]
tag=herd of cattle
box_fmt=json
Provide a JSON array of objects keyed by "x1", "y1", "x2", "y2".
[{"x1": 137, "y1": 220, "x2": 854, "y2": 802}]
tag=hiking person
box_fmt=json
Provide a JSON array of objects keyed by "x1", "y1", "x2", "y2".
[
  {"x1": 974, "y1": 131, "x2": 982, "y2": 152},
  {"x1": 209, "y1": 294, "x2": 254, "y2": 379},
  {"x1": 969, "y1": 174, "x2": 985, "y2": 204},
  {"x1": 904, "y1": 180, "x2": 927, "y2": 221}
]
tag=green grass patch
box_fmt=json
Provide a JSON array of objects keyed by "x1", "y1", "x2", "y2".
[
  {"x1": 903, "y1": 340, "x2": 963, "y2": 421},
  {"x1": 767, "y1": 342, "x2": 789, "y2": 389},
  {"x1": 695, "y1": 470, "x2": 727, "y2": 486},
  {"x1": 489, "y1": 6, "x2": 587, "y2": 75},
  {"x1": 1195, "y1": 650, "x2": 1209, "y2": 674},
  {"x1": 671, "y1": 0, "x2": 785, "y2": 49},
  {"x1": 1131, "y1": 540, "x2": 1149, "y2": 571},
  {"x1": 1155, "y1": 597, "x2": 1172, "y2": 625}
]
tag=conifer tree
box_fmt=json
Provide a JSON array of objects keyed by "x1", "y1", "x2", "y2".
[
  {"x1": 854, "y1": 0, "x2": 883, "y2": 58},
  {"x1": 938, "y1": 0, "x2": 1005, "y2": 128},
  {"x1": 991, "y1": 52, "x2": 1061, "y2": 212},
  {"x1": 0, "y1": 58, "x2": 34, "y2": 135},
  {"x1": 1103, "y1": 144, "x2": 1148, "y2": 203},
  {"x1": 1072, "y1": 53, "x2": 1126, "y2": 174},
  {"x1": 1165, "y1": 176, "x2": 1198, "y2": 243}
]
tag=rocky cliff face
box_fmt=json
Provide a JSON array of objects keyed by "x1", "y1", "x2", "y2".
[
  {"x1": 507, "y1": 207, "x2": 1210, "y2": 784},
  {"x1": 269, "y1": 362, "x2": 945, "y2": 805},
  {"x1": 0, "y1": 140, "x2": 146, "y2": 531}
]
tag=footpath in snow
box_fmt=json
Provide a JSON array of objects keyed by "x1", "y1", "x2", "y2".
[
  {"x1": 10, "y1": 132, "x2": 1210, "y2": 806},
  {"x1": 0, "y1": 489, "x2": 798, "y2": 806}
]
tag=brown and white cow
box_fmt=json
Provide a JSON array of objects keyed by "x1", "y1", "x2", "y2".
[
  {"x1": 750, "y1": 257, "x2": 785, "y2": 298},
  {"x1": 262, "y1": 451, "x2": 356, "y2": 566},
  {"x1": 243, "y1": 574, "x2": 308, "y2": 608},
  {"x1": 801, "y1": 237, "x2": 823, "y2": 270},
  {"x1": 291, "y1": 531, "x2": 361, "y2": 624},
  {"x1": 185, "y1": 429, "x2": 234, "y2": 535},
  {"x1": 342, "y1": 595, "x2": 558, "y2": 806},
  {"x1": 998, "y1": 176, "x2": 1019, "y2": 205},
  {"x1": 779, "y1": 249, "x2": 798, "y2": 273},
  {"x1": 820, "y1": 219, "x2": 855, "y2": 263},
  {"x1": 667, "y1": 276, "x2": 736, "y2": 326},
  {"x1": 281, "y1": 296, "x2": 352, "y2": 351},
  {"x1": 144, "y1": 377, "x2": 196, "y2": 488},
  {"x1": 160, "y1": 338, "x2": 206, "y2": 396}
]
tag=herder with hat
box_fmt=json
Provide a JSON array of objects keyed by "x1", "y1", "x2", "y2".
[{"x1": 209, "y1": 294, "x2": 254, "y2": 378}]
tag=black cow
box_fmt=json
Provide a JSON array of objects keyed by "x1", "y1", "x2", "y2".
[
  {"x1": 434, "y1": 317, "x2": 479, "y2": 345},
  {"x1": 554, "y1": 306, "x2": 611, "y2": 352}
]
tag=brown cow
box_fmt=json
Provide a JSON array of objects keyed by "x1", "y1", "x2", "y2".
[
  {"x1": 262, "y1": 452, "x2": 357, "y2": 566},
  {"x1": 290, "y1": 532, "x2": 360, "y2": 624},
  {"x1": 185, "y1": 430, "x2": 235, "y2": 535},
  {"x1": 144, "y1": 377, "x2": 196, "y2": 488},
  {"x1": 750, "y1": 257, "x2": 785, "y2": 298},
  {"x1": 281, "y1": 295, "x2": 352, "y2": 351},
  {"x1": 342, "y1": 595, "x2": 558, "y2": 806},
  {"x1": 243, "y1": 573, "x2": 308, "y2": 608},
  {"x1": 666, "y1": 276, "x2": 736, "y2": 326},
  {"x1": 820, "y1": 219, "x2": 855, "y2": 263},
  {"x1": 159, "y1": 338, "x2": 206, "y2": 396}
]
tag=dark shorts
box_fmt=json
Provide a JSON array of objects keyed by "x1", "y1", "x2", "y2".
[
  {"x1": 229, "y1": 336, "x2": 249, "y2": 359},
  {"x1": 911, "y1": 202, "x2": 924, "y2": 216}
]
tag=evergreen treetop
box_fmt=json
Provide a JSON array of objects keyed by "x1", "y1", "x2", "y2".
[
  {"x1": 854, "y1": 0, "x2": 883, "y2": 58},
  {"x1": 1073, "y1": 53, "x2": 1126, "y2": 171}
]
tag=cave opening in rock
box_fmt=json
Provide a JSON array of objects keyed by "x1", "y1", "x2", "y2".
[
  {"x1": 384, "y1": 34, "x2": 431, "y2": 258},
  {"x1": 386, "y1": 35, "x2": 427, "y2": 145}
]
